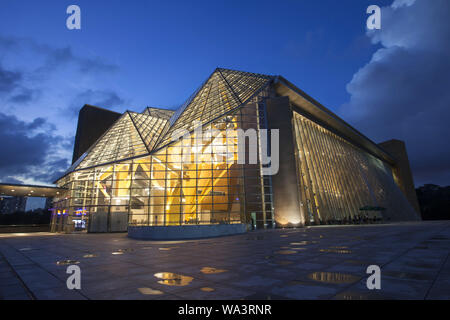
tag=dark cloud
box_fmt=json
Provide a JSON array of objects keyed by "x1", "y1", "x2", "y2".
[
  {"x1": 35, "y1": 45, "x2": 119, "y2": 75},
  {"x1": 0, "y1": 112, "x2": 69, "y2": 184},
  {"x1": 67, "y1": 89, "x2": 125, "y2": 118},
  {"x1": 339, "y1": 0, "x2": 450, "y2": 186},
  {"x1": 0, "y1": 34, "x2": 119, "y2": 76},
  {"x1": 0, "y1": 64, "x2": 22, "y2": 93},
  {"x1": 0, "y1": 34, "x2": 119, "y2": 107}
]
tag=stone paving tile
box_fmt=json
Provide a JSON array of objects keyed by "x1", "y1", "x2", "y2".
[{"x1": 0, "y1": 221, "x2": 449, "y2": 300}]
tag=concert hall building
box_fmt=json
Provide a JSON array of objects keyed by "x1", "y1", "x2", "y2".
[{"x1": 51, "y1": 68, "x2": 420, "y2": 239}]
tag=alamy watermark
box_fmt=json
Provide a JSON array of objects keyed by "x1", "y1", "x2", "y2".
[
  {"x1": 366, "y1": 5, "x2": 381, "y2": 30},
  {"x1": 366, "y1": 265, "x2": 381, "y2": 290},
  {"x1": 170, "y1": 120, "x2": 280, "y2": 176},
  {"x1": 66, "y1": 265, "x2": 81, "y2": 290},
  {"x1": 66, "y1": 5, "x2": 81, "y2": 30}
]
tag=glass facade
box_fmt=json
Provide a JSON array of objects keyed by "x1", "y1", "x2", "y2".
[
  {"x1": 292, "y1": 111, "x2": 417, "y2": 225},
  {"x1": 52, "y1": 103, "x2": 274, "y2": 233}
]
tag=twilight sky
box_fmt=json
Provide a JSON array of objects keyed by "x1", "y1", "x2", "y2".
[{"x1": 0, "y1": 0, "x2": 448, "y2": 187}]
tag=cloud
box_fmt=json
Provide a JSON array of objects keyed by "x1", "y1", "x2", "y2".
[
  {"x1": 0, "y1": 63, "x2": 22, "y2": 93},
  {"x1": 0, "y1": 112, "x2": 69, "y2": 184},
  {"x1": 339, "y1": 0, "x2": 450, "y2": 186},
  {"x1": 0, "y1": 34, "x2": 119, "y2": 76},
  {"x1": 34, "y1": 45, "x2": 119, "y2": 75},
  {"x1": 0, "y1": 34, "x2": 119, "y2": 107}
]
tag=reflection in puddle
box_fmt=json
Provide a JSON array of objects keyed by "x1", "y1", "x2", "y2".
[
  {"x1": 329, "y1": 246, "x2": 348, "y2": 249},
  {"x1": 112, "y1": 248, "x2": 134, "y2": 255},
  {"x1": 83, "y1": 254, "x2": 97, "y2": 258},
  {"x1": 56, "y1": 259, "x2": 80, "y2": 266},
  {"x1": 159, "y1": 247, "x2": 179, "y2": 251},
  {"x1": 201, "y1": 287, "x2": 215, "y2": 292},
  {"x1": 308, "y1": 272, "x2": 360, "y2": 284},
  {"x1": 280, "y1": 235, "x2": 288, "y2": 238},
  {"x1": 275, "y1": 250, "x2": 297, "y2": 255},
  {"x1": 320, "y1": 249, "x2": 352, "y2": 254},
  {"x1": 290, "y1": 241, "x2": 316, "y2": 246},
  {"x1": 201, "y1": 267, "x2": 227, "y2": 274},
  {"x1": 290, "y1": 247, "x2": 307, "y2": 251},
  {"x1": 19, "y1": 247, "x2": 33, "y2": 251},
  {"x1": 138, "y1": 287, "x2": 164, "y2": 295},
  {"x1": 154, "y1": 272, "x2": 193, "y2": 286}
]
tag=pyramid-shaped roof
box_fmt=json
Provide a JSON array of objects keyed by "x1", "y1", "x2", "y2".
[
  {"x1": 67, "y1": 68, "x2": 274, "y2": 173},
  {"x1": 155, "y1": 68, "x2": 273, "y2": 149},
  {"x1": 75, "y1": 112, "x2": 149, "y2": 170}
]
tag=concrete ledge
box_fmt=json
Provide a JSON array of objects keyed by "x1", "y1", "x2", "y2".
[{"x1": 127, "y1": 224, "x2": 246, "y2": 240}]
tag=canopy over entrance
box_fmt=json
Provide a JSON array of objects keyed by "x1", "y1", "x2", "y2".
[{"x1": 0, "y1": 183, "x2": 66, "y2": 198}]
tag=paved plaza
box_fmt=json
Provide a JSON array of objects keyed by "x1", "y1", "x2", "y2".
[{"x1": 0, "y1": 221, "x2": 449, "y2": 300}]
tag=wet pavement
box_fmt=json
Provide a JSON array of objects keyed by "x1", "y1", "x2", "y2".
[{"x1": 0, "y1": 221, "x2": 449, "y2": 300}]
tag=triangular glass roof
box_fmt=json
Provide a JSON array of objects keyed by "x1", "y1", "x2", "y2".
[
  {"x1": 155, "y1": 68, "x2": 273, "y2": 149},
  {"x1": 145, "y1": 107, "x2": 174, "y2": 120},
  {"x1": 128, "y1": 111, "x2": 169, "y2": 151},
  {"x1": 75, "y1": 112, "x2": 149, "y2": 170}
]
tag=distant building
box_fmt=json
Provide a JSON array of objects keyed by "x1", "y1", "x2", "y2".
[
  {"x1": 0, "y1": 196, "x2": 27, "y2": 214},
  {"x1": 51, "y1": 68, "x2": 421, "y2": 239}
]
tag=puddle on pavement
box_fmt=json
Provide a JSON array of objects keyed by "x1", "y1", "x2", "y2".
[
  {"x1": 112, "y1": 248, "x2": 135, "y2": 255},
  {"x1": 154, "y1": 272, "x2": 193, "y2": 286},
  {"x1": 19, "y1": 247, "x2": 34, "y2": 251},
  {"x1": 201, "y1": 287, "x2": 215, "y2": 292},
  {"x1": 290, "y1": 241, "x2": 316, "y2": 246},
  {"x1": 308, "y1": 272, "x2": 360, "y2": 284},
  {"x1": 275, "y1": 250, "x2": 297, "y2": 255},
  {"x1": 200, "y1": 267, "x2": 227, "y2": 274},
  {"x1": 159, "y1": 247, "x2": 179, "y2": 251},
  {"x1": 320, "y1": 249, "x2": 352, "y2": 254},
  {"x1": 383, "y1": 271, "x2": 431, "y2": 281},
  {"x1": 329, "y1": 246, "x2": 349, "y2": 249},
  {"x1": 138, "y1": 287, "x2": 164, "y2": 295},
  {"x1": 56, "y1": 259, "x2": 80, "y2": 266},
  {"x1": 83, "y1": 254, "x2": 97, "y2": 258},
  {"x1": 280, "y1": 235, "x2": 288, "y2": 238},
  {"x1": 290, "y1": 247, "x2": 307, "y2": 251}
]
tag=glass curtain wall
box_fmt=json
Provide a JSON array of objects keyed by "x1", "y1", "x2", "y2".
[
  {"x1": 293, "y1": 111, "x2": 415, "y2": 224},
  {"x1": 51, "y1": 103, "x2": 274, "y2": 231}
]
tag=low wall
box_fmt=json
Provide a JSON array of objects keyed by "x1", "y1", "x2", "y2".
[
  {"x1": 0, "y1": 224, "x2": 50, "y2": 233},
  {"x1": 128, "y1": 224, "x2": 246, "y2": 240}
]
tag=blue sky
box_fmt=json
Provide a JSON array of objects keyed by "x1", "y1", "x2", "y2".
[{"x1": 0, "y1": 0, "x2": 449, "y2": 186}]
